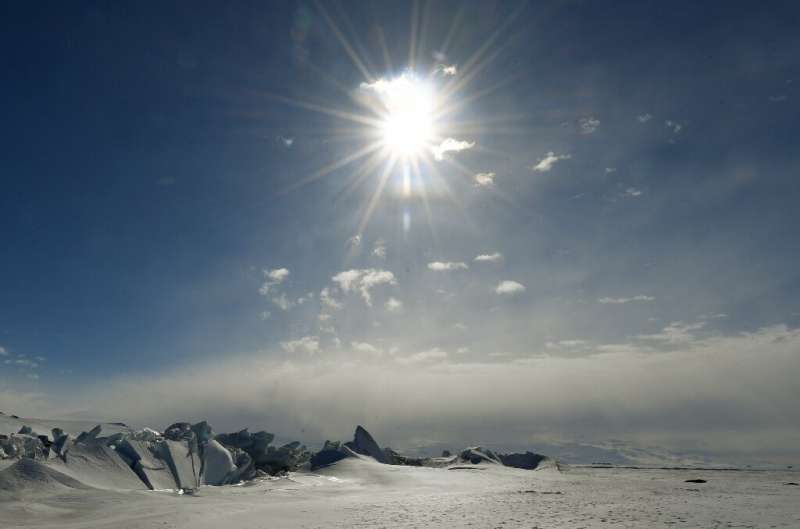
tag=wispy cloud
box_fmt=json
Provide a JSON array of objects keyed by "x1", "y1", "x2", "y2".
[
  {"x1": 280, "y1": 336, "x2": 320, "y2": 354},
  {"x1": 474, "y1": 252, "x2": 503, "y2": 263},
  {"x1": 495, "y1": 280, "x2": 526, "y2": 295},
  {"x1": 637, "y1": 113, "x2": 653, "y2": 123},
  {"x1": 351, "y1": 341, "x2": 382, "y2": 355},
  {"x1": 372, "y1": 239, "x2": 387, "y2": 259},
  {"x1": 474, "y1": 172, "x2": 496, "y2": 187},
  {"x1": 434, "y1": 64, "x2": 457, "y2": 76},
  {"x1": 397, "y1": 347, "x2": 448, "y2": 364},
  {"x1": 638, "y1": 321, "x2": 705, "y2": 344},
  {"x1": 0, "y1": 346, "x2": 6, "y2": 356},
  {"x1": 531, "y1": 152, "x2": 571, "y2": 172},
  {"x1": 385, "y1": 297, "x2": 404, "y2": 313},
  {"x1": 259, "y1": 267, "x2": 290, "y2": 295},
  {"x1": 433, "y1": 138, "x2": 475, "y2": 160},
  {"x1": 579, "y1": 117, "x2": 600, "y2": 134},
  {"x1": 271, "y1": 293, "x2": 294, "y2": 311},
  {"x1": 598, "y1": 295, "x2": 655, "y2": 304},
  {"x1": 665, "y1": 120, "x2": 683, "y2": 134},
  {"x1": 427, "y1": 261, "x2": 469, "y2": 271},
  {"x1": 320, "y1": 287, "x2": 343, "y2": 310},
  {"x1": 331, "y1": 268, "x2": 397, "y2": 306},
  {"x1": 623, "y1": 187, "x2": 643, "y2": 197}
]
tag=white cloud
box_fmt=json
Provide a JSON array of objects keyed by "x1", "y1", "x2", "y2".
[
  {"x1": 546, "y1": 339, "x2": 589, "y2": 349},
  {"x1": 347, "y1": 234, "x2": 362, "y2": 251},
  {"x1": 0, "y1": 346, "x2": 6, "y2": 356},
  {"x1": 665, "y1": 120, "x2": 683, "y2": 134},
  {"x1": 427, "y1": 261, "x2": 469, "y2": 271},
  {"x1": 638, "y1": 321, "x2": 706, "y2": 344},
  {"x1": 434, "y1": 64, "x2": 457, "y2": 76},
  {"x1": 271, "y1": 293, "x2": 294, "y2": 311},
  {"x1": 8, "y1": 358, "x2": 39, "y2": 368},
  {"x1": 598, "y1": 295, "x2": 655, "y2": 304},
  {"x1": 320, "y1": 287, "x2": 343, "y2": 310},
  {"x1": 637, "y1": 113, "x2": 653, "y2": 123},
  {"x1": 531, "y1": 152, "x2": 571, "y2": 172},
  {"x1": 474, "y1": 172, "x2": 496, "y2": 187},
  {"x1": 372, "y1": 239, "x2": 387, "y2": 259},
  {"x1": 280, "y1": 336, "x2": 320, "y2": 354},
  {"x1": 351, "y1": 341, "x2": 382, "y2": 355},
  {"x1": 623, "y1": 187, "x2": 643, "y2": 197},
  {"x1": 385, "y1": 297, "x2": 404, "y2": 313},
  {"x1": 259, "y1": 267, "x2": 290, "y2": 295},
  {"x1": 474, "y1": 252, "x2": 503, "y2": 263},
  {"x1": 331, "y1": 269, "x2": 397, "y2": 306},
  {"x1": 398, "y1": 347, "x2": 448, "y2": 364},
  {"x1": 433, "y1": 138, "x2": 475, "y2": 160},
  {"x1": 259, "y1": 311, "x2": 271, "y2": 321},
  {"x1": 453, "y1": 323, "x2": 468, "y2": 331},
  {"x1": 605, "y1": 167, "x2": 617, "y2": 174},
  {"x1": 495, "y1": 280, "x2": 526, "y2": 295},
  {"x1": 279, "y1": 136, "x2": 294, "y2": 148},
  {"x1": 579, "y1": 117, "x2": 600, "y2": 134}
]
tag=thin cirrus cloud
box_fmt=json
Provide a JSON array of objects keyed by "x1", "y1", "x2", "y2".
[
  {"x1": 474, "y1": 172, "x2": 496, "y2": 187},
  {"x1": 495, "y1": 280, "x2": 526, "y2": 295},
  {"x1": 531, "y1": 152, "x2": 571, "y2": 172},
  {"x1": 427, "y1": 261, "x2": 469, "y2": 271},
  {"x1": 598, "y1": 295, "x2": 655, "y2": 304},
  {"x1": 474, "y1": 252, "x2": 503, "y2": 263},
  {"x1": 432, "y1": 138, "x2": 475, "y2": 161}
]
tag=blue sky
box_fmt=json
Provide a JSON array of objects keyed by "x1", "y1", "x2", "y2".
[{"x1": 1, "y1": 1, "x2": 799, "y2": 464}]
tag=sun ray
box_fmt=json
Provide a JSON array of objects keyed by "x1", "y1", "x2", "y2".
[
  {"x1": 258, "y1": 91, "x2": 381, "y2": 128},
  {"x1": 314, "y1": 0, "x2": 375, "y2": 84},
  {"x1": 281, "y1": 141, "x2": 384, "y2": 194},
  {"x1": 358, "y1": 156, "x2": 398, "y2": 235},
  {"x1": 408, "y1": 0, "x2": 421, "y2": 71}
]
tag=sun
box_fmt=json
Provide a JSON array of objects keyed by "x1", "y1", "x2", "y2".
[{"x1": 367, "y1": 74, "x2": 438, "y2": 159}]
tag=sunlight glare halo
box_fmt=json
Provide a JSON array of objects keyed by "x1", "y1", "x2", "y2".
[{"x1": 364, "y1": 74, "x2": 437, "y2": 159}]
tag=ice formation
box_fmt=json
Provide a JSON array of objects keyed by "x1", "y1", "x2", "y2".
[{"x1": 0, "y1": 414, "x2": 552, "y2": 494}]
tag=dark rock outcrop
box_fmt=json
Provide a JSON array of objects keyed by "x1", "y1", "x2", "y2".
[
  {"x1": 498, "y1": 451, "x2": 548, "y2": 470},
  {"x1": 343, "y1": 425, "x2": 390, "y2": 464}
]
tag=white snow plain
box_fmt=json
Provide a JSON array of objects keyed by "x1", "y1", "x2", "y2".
[
  {"x1": 1, "y1": 454, "x2": 798, "y2": 528},
  {"x1": 1, "y1": 414, "x2": 798, "y2": 528}
]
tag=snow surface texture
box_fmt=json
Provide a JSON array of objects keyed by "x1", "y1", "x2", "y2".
[
  {"x1": 1, "y1": 457, "x2": 798, "y2": 528},
  {"x1": 0, "y1": 413, "x2": 797, "y2": 528}
]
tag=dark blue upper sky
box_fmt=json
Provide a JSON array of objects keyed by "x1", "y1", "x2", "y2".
[{"x1": 2, "y1": 1, "x2": 799, "y2": 462}]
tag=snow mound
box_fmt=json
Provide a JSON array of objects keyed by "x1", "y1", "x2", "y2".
[{"x1": 0, "y1": 458, "x2": 93, "y2": 495}]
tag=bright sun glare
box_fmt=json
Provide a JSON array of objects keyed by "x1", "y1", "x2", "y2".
[{"x1": 371, "y1": 74, "x2": 437, "y2": 158}]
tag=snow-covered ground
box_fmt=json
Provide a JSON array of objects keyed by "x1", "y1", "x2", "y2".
[{"x1": 2, "y1": 456, "x2": 798, "y2": 528}]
